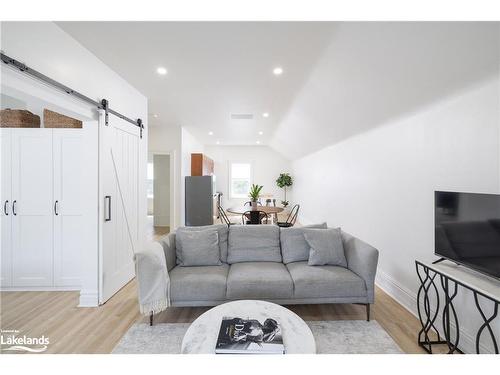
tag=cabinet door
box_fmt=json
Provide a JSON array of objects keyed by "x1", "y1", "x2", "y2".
[
  {"x1": 53, "y1": 129, "x2": 83, "y2": 287},
  {"x1": 1, "y1": 129, "x2": 12, "y2": 287},
  {"x1": 11, "y1": 129, "x2": 53, "y2": 287}
]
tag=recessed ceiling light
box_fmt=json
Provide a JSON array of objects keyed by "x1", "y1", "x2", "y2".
[
  {"x1": 216, "y1": 140, "x2": 220, "y2": 145},
  {"x1": 156, "y1": 67, "x2": 167, "y2": 75},
  {"x1": 272, "y1": 67, "x2": 283, "y2": 76},
  {"x1": 153, "y1": 114, "x2": 158, "y2": 118},
  {"x1": 208, "y1": 131, "x2": 214, "y2": 136},
  {"x1": 256, "y1": 140, "x2": 261, "y2": 145},
  {"x1": 262, "y1": 112, "x2": 269, "y2": 118},
  {"x1": 258, "y1": 131, "x2": 263, "y2": 135}
]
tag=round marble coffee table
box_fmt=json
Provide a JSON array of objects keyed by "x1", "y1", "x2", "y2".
[{"x1": 181, "y1": 300, "x2": 316, "y2": 354}]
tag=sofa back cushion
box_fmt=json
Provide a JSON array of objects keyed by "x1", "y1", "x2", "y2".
[
  {"x1": 176, "y1": 229, "x2": 222, "y2": 267},
  {"x1": 176, "y1": 224, "x2": 229, "y2": 264},
  {"x1": 227, "y1": 225, "x2": 282, "y2": 263},
  {"x1": 280, "y1": 223, "x2": 328, "y2": 264}
]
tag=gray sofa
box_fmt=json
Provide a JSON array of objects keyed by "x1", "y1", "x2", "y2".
[{"x1": 134, "y1": 224, "x2": 379, "y2": 325}]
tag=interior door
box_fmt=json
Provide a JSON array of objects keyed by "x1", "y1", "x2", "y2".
[
  {"x1": 11, "y1": 129, "x2": 53, "y2": 287},
  {"x1": 1, "y1": 129, "x2": 12, "y2": 287},
  {"x1": 53, "y1": 129, "x2": 83, "y2": 287},
  {"x1": 100, "y1": 113, "x2": 140, "y2": 303}
]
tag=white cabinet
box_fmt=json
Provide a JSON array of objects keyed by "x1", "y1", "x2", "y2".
[
  {"x1": 53, "y1": 129, "x2": 83, "y2": 287},
  {"x1": 1, "y1": 128, "x2": 83, "y2": 289},
  {"x1": 11, "y1": 129, "x2": 54, "y2": 287},
  {"x1": 1, "y1": 129, "x2": 13, "y2": 287}
]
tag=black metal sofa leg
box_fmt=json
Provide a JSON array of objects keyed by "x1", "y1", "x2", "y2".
[
  {"x1": 366, "y1": 304, "x2": 371, "y2": 322},
  {"x1": 150, "y1": 312, "x2": 154, "y2": 326}
]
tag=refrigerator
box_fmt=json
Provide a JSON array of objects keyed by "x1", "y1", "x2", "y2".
[{"x1": 185, "y1": 176, "x2": 218, "y2": 226}]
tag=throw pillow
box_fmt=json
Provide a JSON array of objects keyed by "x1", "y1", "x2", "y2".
[
  {"x1": 304, "y1": 228, "x2": 347, "y2": 267},
  {"x1": 280, "y1": 223, "x2": 328, "y2": 264},
  {"x1": 176, "y1": 229, "x2": 222, "y2": 267},
  {"x1": 175, "y1": 224, "x2": 229, "y2": 264}
]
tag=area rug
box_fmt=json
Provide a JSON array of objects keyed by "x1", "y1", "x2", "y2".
[{"x1": 113, "y1": 320, "x2": 402, "y2": 354}]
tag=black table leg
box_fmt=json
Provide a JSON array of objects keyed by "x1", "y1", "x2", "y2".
[
  {"x1": 416, "y1": 264, "x2": 446, "y2": 353},
  {"x1": 441, "y1": 275, "x2": 461, "y2": 354},
  {"x1": 473, "y1": 293, "x2": 498, "y2": 354}
]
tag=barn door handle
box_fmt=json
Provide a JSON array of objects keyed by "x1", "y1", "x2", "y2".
[
  {"x1": 4, "y1": 200, "x2": 8, "y2": 215},
  {"x1": 54, "y1": 200, "x2": 59, "y2": 216},
  {"x1": 105, "y1": 196, "x2": 111, "y2": 222},
  {"x1": 12, "y1": 200, "x2": 17, "y2": 216}
]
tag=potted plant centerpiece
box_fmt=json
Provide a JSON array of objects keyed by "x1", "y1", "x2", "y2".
[
  {"x1": 276, "y1": 173, "x2": 292, "y2": 208},
  {"x1": 248, "y1": 184, "x2": 263, "y2": 209}
]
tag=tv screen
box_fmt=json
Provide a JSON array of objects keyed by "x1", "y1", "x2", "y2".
[{"x1": 435, "y1": 191, "x2": 500, "y2": 280}]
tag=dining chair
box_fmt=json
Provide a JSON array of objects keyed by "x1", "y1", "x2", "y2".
[
  {"x1": 242, "y1": 210, "x2": 269, "y2": 225},
  {"x1": 276, "y1": 204, "x2": 300, "y2": 228},
  {"x1": 271, "y1": 199, "x2": 278, "y2": 223},
  {"x1": 218, "y1": 204, "x2": 239, "y2": 227}
]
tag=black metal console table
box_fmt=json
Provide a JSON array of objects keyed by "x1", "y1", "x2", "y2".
[{"x1": 415, "y1": 260, "x2": 499, "y2": 354}]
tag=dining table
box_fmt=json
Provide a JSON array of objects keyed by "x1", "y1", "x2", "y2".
[
  {"x1": 226, "y1": 205, "x2": 285, "y2": 225},
  {"x1": 226, "y1": 205, "x2": 284, "y2": 215}
]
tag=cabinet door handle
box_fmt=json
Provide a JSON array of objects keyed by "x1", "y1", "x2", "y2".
[
  {"x1": 54, "y1": 200, "x2": 59, "y2": 216},
  {"x1": 105, "y1": 196, "x2": 111, "y2": 222},
  {"x1": 12, "y1": 200, "x2": 17, "y2": 216},
  {"x1": 3, "y1": 200, "x2": 8, "y2": 216}
]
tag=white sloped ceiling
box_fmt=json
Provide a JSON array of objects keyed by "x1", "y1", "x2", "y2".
[{"x1": 269, "y1": 22, "x2": 500, "y2": 160}]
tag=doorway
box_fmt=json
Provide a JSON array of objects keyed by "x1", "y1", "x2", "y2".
[{"x1": 147, "y1": 152, "x2": 172, "y2": 241}]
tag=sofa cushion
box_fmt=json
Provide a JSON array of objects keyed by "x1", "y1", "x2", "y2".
[
  {"x1": 286, "y1": 261, "x2": 366, "y2": 299},
  {"x1": 176, "y1": 224, "x2": 229, "y2": 264},
  {"x1": 176, "y1": 229, "x2": 221, "y2": 267},
  {"x1": 227, "y1": 225, "x2": 281, "y2": 264},
  {"x1": 304, "y1": 228, "x2": 347, "y2": 267},
  {"x1": 170, "y1": 264, "x2": 229, "y2": 302},
  {"x1": 280, "y1": 223, "x2": 328, "y2": 264},
  {"x1": 226, "y1": 262, "x2": 293, "y2": 299}
]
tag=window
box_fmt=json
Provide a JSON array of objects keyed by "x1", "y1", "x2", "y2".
[{"x1": 229, "y1": 162, "x2": 252, "y2": 199}]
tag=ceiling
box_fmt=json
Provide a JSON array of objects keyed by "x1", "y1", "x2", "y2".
[
  {"x1": 57, "y1": 21, "x2": 336, "y2": 147},
  {"x1": 58, "y1": 22, "x2": 499, "y2": 159}
]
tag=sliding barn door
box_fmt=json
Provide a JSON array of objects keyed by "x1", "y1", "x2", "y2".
[{"x1": 99, "y1": 113, "x2": 140, "y2": 304}]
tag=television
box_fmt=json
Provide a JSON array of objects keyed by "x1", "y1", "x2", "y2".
[{"x1": 435, "y1": 191, "x2": 500, "y2": 280}]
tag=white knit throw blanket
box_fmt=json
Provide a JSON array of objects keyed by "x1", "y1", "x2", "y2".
[{"x1": 134, "y1": 242, "x2": 171, "y2": 314}]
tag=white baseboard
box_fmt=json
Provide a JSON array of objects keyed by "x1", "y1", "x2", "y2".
[
  {"x1": 375, "y1": 268, "x2": 492, "y2": 354},
  {"x1": 0, "y1": 286, "x2": 80, "y2": 292},
  {"x1": 78, "y1": 290, "x2": 99, "y2": 307}
]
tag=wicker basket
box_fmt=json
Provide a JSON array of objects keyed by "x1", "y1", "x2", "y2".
[
  {"x1": 0, "y1": 109, "x2": 41, "y2": 128},
  {"x1": 44, "y1": 109, "x2": 82, "y2": 129}
]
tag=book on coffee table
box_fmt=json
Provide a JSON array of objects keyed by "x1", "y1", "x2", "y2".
[{"x1": 215, "y1": 316, "x2": 285, "y2": 354}]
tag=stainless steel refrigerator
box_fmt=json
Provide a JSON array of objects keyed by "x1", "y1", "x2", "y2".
[{"x1": 185, "y1": 176, "x2": 217, "y2": 226}]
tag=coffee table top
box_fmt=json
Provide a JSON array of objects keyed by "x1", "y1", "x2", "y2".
[{"x1": 181, "y1": 300, "x2": 316, "y2": 354}]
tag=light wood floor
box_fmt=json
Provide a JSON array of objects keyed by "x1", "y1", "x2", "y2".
[{"x1": 0, "y1": 280, "x2": 430, "y2": 354}]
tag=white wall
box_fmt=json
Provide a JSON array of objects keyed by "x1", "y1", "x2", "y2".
[
  {"x1": 292, "y1": 78, "x2": 500, "y2": 353},
  {"x1": 153, "y1": 154, "x2": 170, "y2": 226},
  {"x1": 180, "y1": 127, "x2": 205, "y2": 226},
  {"x1": 204, "y1": 145, "x2": 292, "y2": 209},
  {"x1": 1, "y1": 22, "x2": 148, "y2": 307}
]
